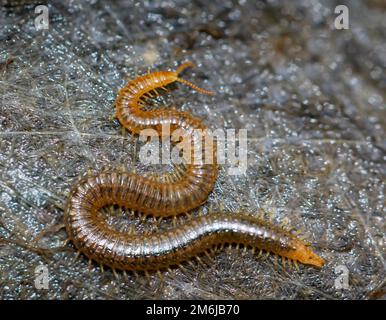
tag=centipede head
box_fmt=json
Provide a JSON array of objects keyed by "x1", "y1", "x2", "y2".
[{"x1": 288, "y1": 241, "x2": 325, "y2": 268}]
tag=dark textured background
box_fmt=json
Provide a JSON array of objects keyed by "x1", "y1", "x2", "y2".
[{"x1": 0, "y1": 0, "x2": 385, "y2": 299}]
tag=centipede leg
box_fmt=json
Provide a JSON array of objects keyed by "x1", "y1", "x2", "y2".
[
  {"x1": 258, "y1": 209, "x2": 265, "y2": 220},
  {"x1": 281, "y1": 256, "x2": 286, "y2": 269},
  {"x1": 73, "y1": 250, "x2": 81, "y2": 262},
  {"x1": 178, "y1": 263, "x2": 190, "y2": 278},
  {"x1": 112, "y1": 268, "x2": 119, "y2": 279},
  {"x1": 109, "y1": 205, "x2": 115, "y2": 216},
  {"x1": 156, "y1": 270, "x2": 165, "y2": 292},
  {"x1": 187, "y1": 260, "x2": 197, "y2": 270},
  {"x1": 195, "y1": 256, "x2": 207, "y2": 268},
  {"x1": 294, "y1": 260, "x2": 300, "y2": 272},
  {"x1": 204, "y1": 250, "x2": 214, "y2": 263},
  {"x1": 144, "y1": 271, "x2": 151, "y2": 286},
  {"x1": 288, "y1": 259, "x2": 294, "y2": 271}
]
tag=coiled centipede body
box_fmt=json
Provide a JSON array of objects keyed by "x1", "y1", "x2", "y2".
[{"x1": 64, "y1": 62, "x2": 325, "y2": 273}]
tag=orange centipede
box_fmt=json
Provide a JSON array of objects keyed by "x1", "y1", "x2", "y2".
[{"x1": 64, "y1": 62, "x2": 325, "y2": 273}]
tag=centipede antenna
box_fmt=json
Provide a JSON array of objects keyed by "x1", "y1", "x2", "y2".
[
  {"x1": 176, "y1": 78, "x2": 215, "y2": 95},
  {"x1": 175, "y1": 61, "x2": 194, "y2": 74}
]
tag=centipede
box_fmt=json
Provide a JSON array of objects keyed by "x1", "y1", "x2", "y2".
[{"x1": 64, "y1": 61, "x2": 325, "y2": 274}]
